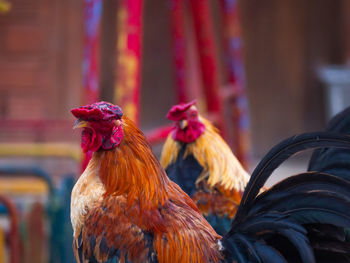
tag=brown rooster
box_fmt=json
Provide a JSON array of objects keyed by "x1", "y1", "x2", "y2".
[
  {"x1": 71, "y1": 101, "x2": 350, "y2": 263},
  {"x1": 160, "y1": 100, "x2": 249, "y2": 234},
  {"x1": 70, "y1": 102, "x2": 221, "y2": 263}
]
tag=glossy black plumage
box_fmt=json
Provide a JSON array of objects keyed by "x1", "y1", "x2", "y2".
[
  {"x1": 307, "y1": 107, "x2": 350, "y2": 246},
  {"x1": 165, "y1": 144, "x2": 203, "y2": 196},
  {"x1": 165, "y1": 144, "x2": 232, "y2": 234},
  {"x1": 308, "y1": 107, "x2": 350, "y2": 180},
  {"x1": 222, "y1": 132, "x2": 350, "y2": 263}
]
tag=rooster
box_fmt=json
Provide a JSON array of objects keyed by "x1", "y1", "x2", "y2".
[
  {"x1": 160, "y1": 100, "x2": 249, "y2": 234},
  {"x1": 71, "y1": 101, "x2": 350, "y2": 263}
]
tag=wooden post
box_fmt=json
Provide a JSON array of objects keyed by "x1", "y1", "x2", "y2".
[
  {"x1": 100, "y1": 0, "x2": 118, "y2": 101},
  {"x1": 189, "y1": 0, "x2": 221, "y2": 115},
  {"x1": 82, "y1": 0, "x2": 102, "y2": 104},
  {"x1": 115, "y1": 0, "x2": 144, "y2": 125},
  {"x1": 0, "y1": 195, "x2": 20, "y2": 263},
  {"x1": 81, "y1": 0, "x2": 102, "y2": 171},
  {"x1": 169, "y1": 0, "x2": 188, "y2": 103},
  {"x1": 220, "y1": 0, "x2": 251, "y2": 168}
]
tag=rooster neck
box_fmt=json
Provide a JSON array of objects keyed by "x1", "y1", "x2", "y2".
[{"x1": 96, "y1": 116, "x2": 170, "y2": 211}]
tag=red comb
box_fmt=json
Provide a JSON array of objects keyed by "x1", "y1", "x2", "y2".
[
  {"x1": 71, "y1": 101, "x2": 123, "y2": 121},
  {"x1": 166, "y1": 100, "x2": 197, "y2": 121}
]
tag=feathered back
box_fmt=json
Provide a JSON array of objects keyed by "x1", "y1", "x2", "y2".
[
  {"x1": 221, "y1": 132, "x2": 350, "y2": 263},
  {"x1": 161, "y1": 116, "x2": 249, "y2": 192}
]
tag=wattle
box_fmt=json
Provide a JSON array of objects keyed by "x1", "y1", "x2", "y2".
[
  {"x1": 81, "y1": 129, "x2": 102, "y2": 153},
  {"x1": 81, "y1": 125, "x2": 123, "y2": 152},
  {"x1": 172, "y1": 122, "x2": 205, "y2": 143}
]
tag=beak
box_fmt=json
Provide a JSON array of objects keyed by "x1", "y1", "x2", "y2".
[
  {"x1": 73, "y1": 119, "x2": 89, "y2": 129},
  {"x1": 179, "y1": 119, "x2": 188, "y2": 129}
]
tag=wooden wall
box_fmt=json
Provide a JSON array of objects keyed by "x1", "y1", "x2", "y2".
[
  {"x1": 0, "y1": 0, "x2": 83, "y2": 121},
  {"x1": 140, "y1": 0, "x2": 176, "y2": 129},
  {"x1": 0, "y1": 0, "x2": 83, "y2": 142},
  {"x1": 240, "y1": 0, "x2": 346, "y2": 155}
]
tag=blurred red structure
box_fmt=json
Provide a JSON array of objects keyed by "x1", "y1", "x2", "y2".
[
  {"x1": 115, "y1": 0, "x2": 144, "y2": 125},
  {"x1": 219, "y1": 0, "x2": 251, "y2": 168},
  {"x1": 146, "y1": 125, "x2": 173, "y2": 145},
  {"x1": 189, "y1": 0, "x2": 222, "y2": 116},
  {"x1": 81, "y1": 0, "x2": 102, "y2": 171},
  {"x1": 158, "y1": 0, "x2": 251, "y2": 167},
  {"x1": 169, "y1": 0, "x2": 188, "y2": 103},
  {"x1": 0, "y1": 194, "x2": 20, "y2": 263}
]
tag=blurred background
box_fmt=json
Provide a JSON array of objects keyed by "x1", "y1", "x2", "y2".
[{"x1": 1, "y1": 0, "x2": 350, "y2": 262}]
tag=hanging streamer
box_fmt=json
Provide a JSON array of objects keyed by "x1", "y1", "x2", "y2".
[
  {"x1": 220, "y1": 0, "x2": 251, "y2": 168},
  {"x1": 169, "y1": 0, "x2": 188, "y2": 103},
  {"x1": 82, "y1": 0, "x2": 102, "y2": 104},
  {"x1": 81, "y1": 0, "x2": 102, "y2": 171},
  {"x1": 115, "y1": 0, "x2": 144, "y2": 125},
  {"x1": 0, "y1": 194, "x2": 20, "y2": 263},
  {"x1": 189, "y1": 0, "x2": 221, "y2": 115}
]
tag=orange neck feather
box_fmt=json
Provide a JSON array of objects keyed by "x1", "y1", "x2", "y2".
[
  {"x1": 95, "y1": 116, "x2": 170, "y2": 211},
  {"x1": 89, "y1": 117, "x2": 221, "y2": 262}
]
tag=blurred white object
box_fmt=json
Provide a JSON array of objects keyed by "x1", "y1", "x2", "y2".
[{"x1": 319, "y1": 65, "x2": 350, "y2": 120}]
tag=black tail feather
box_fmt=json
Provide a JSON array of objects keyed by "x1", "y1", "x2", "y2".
[
  {"x1": 253, "y1": 172, "x2": 350, "y2": 204},
  {"x1": 237, "y1": 132, "x2": 350, "y2": 220},
  {"x1": 308, "y1": 106, "x2": 350, "y2": 175},
  {"x1": 221, "y1": 132, "x2": 350, "y2": 263}
]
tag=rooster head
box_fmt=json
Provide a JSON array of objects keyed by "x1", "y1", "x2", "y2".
[
  {"x1": 167, "y1": 100, "x2": 205, "y2": 143},
  {"x1": 71, "y1": 101, "x2": 123, "y2": 153}
]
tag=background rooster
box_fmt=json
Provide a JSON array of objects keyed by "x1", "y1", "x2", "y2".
[
  {"x1": 71, "y1": 101, "x2": 350, "y2": 263},
  {"x1": 160, "y1": 100, "x2": 249, "y2": 234}
]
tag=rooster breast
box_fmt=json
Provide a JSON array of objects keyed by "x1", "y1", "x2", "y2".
[{"x1": 70, "y1": 161, "x2": 105, "y2": 236}]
